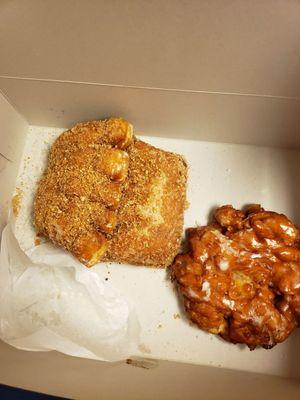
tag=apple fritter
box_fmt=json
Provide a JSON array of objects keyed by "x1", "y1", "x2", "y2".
[{"x1": 171, "y1": 205, "x2": 300, "y2": 349}]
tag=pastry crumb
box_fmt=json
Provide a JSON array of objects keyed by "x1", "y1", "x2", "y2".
[
  {"x1": 138, "y1": 343, "x2": 152, "y2": 354},
  {"x1": 34, "y1": 238, "x2": 41, "y2": 246},
  {"x1": 12, "y1": 188, "x2": 22, "y2": 217}
]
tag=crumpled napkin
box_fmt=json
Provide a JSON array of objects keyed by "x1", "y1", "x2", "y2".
[{"x1": 0, "y1": 224, "x2": 139, "y2": 361}]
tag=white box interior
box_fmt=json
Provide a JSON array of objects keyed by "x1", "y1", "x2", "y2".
[
  {"x1": 12, "y1": 123, "x2": 300, "y2": 380},
  {"x1": 1, "y1": 1, "x2": 300, "y2": 398},
  {"x1": 1, "y1": 90, "x2": 300, "y2": 398}
]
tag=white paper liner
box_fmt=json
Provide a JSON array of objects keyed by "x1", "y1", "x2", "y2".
[{"x1": 0, "y1": 223, "x2": 139, "y2": 361}]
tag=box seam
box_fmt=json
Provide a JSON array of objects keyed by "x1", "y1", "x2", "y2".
[{"x1": 1, "y1": 75, "x2": 299, "y2": 101}]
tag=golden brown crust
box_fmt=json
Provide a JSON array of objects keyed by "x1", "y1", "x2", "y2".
[
  {"x1": 34, "y1": 118, "x2": 187, "y2": 267},
  {"x1": 171, "y1": 205, "x2": 300, "y2": 349}
]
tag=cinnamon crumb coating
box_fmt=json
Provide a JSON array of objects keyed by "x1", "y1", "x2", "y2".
[{"x1": 34, "y1": 118, "x2": 187, "y2": 267}]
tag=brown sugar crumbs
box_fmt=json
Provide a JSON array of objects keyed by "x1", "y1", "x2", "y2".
[
  {"x1": 12, "y1": 188, "x2": 22, "y2": 217},
  {"x1": 34, "y1": 237, "x2": 41, "y2": 246}
]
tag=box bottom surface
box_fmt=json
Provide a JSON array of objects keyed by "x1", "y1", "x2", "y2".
[{"x1": 12, "y1": 125, "x2": 300, "y2": 379}]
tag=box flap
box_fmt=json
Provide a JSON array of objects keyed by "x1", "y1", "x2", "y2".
[{"x1": 0, "y1": 0, "x2": 299, "y2": 97}]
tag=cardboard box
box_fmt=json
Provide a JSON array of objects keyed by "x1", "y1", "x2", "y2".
[{"x1": 0, "y1": 1, "x2": 300, "y2": 398}]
